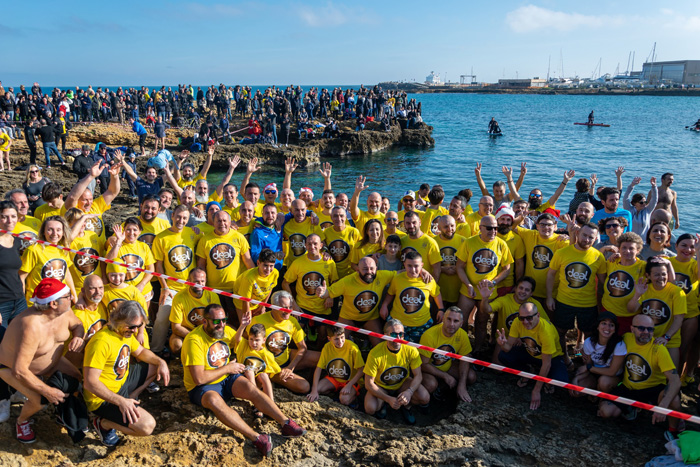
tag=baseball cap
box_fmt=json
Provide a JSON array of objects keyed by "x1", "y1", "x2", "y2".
[{"x1": 402, "y1": 190, "x2": 415, "y2": 200}]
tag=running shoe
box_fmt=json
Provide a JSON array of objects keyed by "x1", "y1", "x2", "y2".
[
  {"x1": 146, "y1": 382, "x2": 160, "y2": 393},
  {"x1": 401, "y1": 406, "x2": 416, "y2": 425},
  {"x1": 16, "y1": 419, "x2": 36, "y2": 443},
  {"x1": 93, "y1": 417, "x2": 120, "y2": 447},
  {"x1": 253, "y1": 433, "x2": 273, "y2": 456},
  {"x1": 281, "y1": 419, "x2": 307, "y2": 437},
  {"x1": 10, "y1": 391, "x2": 27, "y2": 403}
]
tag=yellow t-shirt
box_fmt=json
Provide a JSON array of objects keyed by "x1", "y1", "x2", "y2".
[
  {"x1": 12, "y1": 220, "x2": 39, "y2": 256},
  {"x1": 638, "y1": 282, "x2": 686, "y2": 348},
  {"x1": 83, "y1": 327, "x2": 141, "y2": 411},
  {"x1": 317, "y1": 340, "x2": 364, "y2": 384},
  {"x1": 193, "y1": 193, "x2": 225, "y2": 216},
  {"x1": 464, "y1": 211, "x2": 484, "y2": 235},
  {"x1": 195, "y1": 229, "x2": 250, "y2": 290},
  {"x1": 516, "y1": 228, "x2": 569, "y2": 298},
  {"x1": 354, "y1": 210, "x2": 385, "y2": 235},
  {"x1": 73, "y1": 304, "x2": 108, "y2": 341},
  {"x1": 349, "y1": 242, "x2": 383, "y2": 265},
  {"x1": 387, "y1": 271, "x2": 441, "y2": 327},
  {"x1": 622, "y1": 332, "x2": 675, "y2": 390},
  {"x1": 101, "y1": 283, "x2": 148, "y2": 315},
  {"x1": 62, "y1": 196, "x2": 110, "y2": 239},
  {"x1": 235, "y1": 338, "x2": 281, "y2": 376},
  {"x1": 315, "y1": 209, "x2": 333, "y2": 230},
  {"x1": 456, "y1": 235, "x2": 514, "y2": 300},
  {"x1": 152, "y1": 226, "x2": 200, "y2": 294},
  {"x1": 322, "y1": 225, "x2": 361, "y2": 279},
  {"x1": 508, "y1": 316, "x2": 563, "y2": 359},
  {"x1": 235, "y1": 267, "x2": 279, "y2": 313},
  {"x1": 364, "y1": 342, "x2": 422, "y2": 390},
  {"x1": 418, "y1": 324, "x2": 471, "y2": 372},
  {"x1": 383, "y1": 228, "x2": 407, "y2": 241},
  {"x1": 397, "y1": 210, "x2": 425, "y2": 233},
  {"x1": 0, "y1": 132, "x2": 10, "y2": 150},
  {"x1": 284, "y1": 255, "x2": 338, "y2": 314},
  {"x1": 108, "y1": 240, "x2": 155, "y2": 296},
  {"x1": 328, "y1": 270, "x2": 395, "y2": 322},
  {"x1": 69, "y1": 231, "x2": 104, "y2": 293},
  {"x1": 455, "y1": 222, "x2": 472, "y2": 240},
  {"x1": 170, "y1": 288, "x2": 221, "y2": 331},
  {"x1": 283, "y1": 218, "x2": 322, "y2": 266},
  {"x1": 136, "y1": 217, "x2": 171, "y2": 248},
  {"x1": 232, "y1": 201, "x2": 264, "y2": 219},
  {"x1": 248, "y1": 313, "x2": 305, "y2": 366},
  {"x1": 400, "y1": 233, "x2": 442, "y2": 268},
  {"x1": 33, "y1": 203, "x2": 61, "y2": 222},
  {"x1": 177, "y1": 173, "x2": 204, "y2": 192},
  {"x1": 20, "y1": 244, "x2": 74, "y2": 302},
  {"x1": 497, "y1": 231, "x2": 525, "y2": 289},
  {"x1": 549, "y1": 245, "x2": 605, "y2": 308},
  {"x1": 181, "y1": 325, "x2": 236, "y2": 392},
  {"x1": 669, "y1": 257, "x2": 699, "y2": 319},
  {"x1": 435, "y1": 234, "x2": 466, "y2": 303},
  {"x1": 602, "y1": 259, "x2": 646, "y2": 317},
  {"x1": 489, "y1": 294, "x2": 548, "y2": 333},
  {"x1": 420, "y1": 206, "x2": 448, "y2": 236},
  {"x1": 223, "y1": 204, "x2": 241, "y2": 222}
]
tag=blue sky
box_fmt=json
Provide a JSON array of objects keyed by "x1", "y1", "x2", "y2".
[{"x1": 3, "y1": 0, "x2": 700, "y2": 87}]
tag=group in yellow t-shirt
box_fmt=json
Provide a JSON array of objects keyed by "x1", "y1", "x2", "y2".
[
  {"x1": 364, "y1": 342, "x2": 422, "y2": 391},
  {"x1": 181, "y1": 325, "x2": 236, "y2": 392},
  {"x1": 387, "y1": 272, "x2": 441, "y2": 327},
  {"x1": 418, "y1": 324, "x2": 472, "y2": 372},
  {"x1": 457, "y1": 235, "x2": 514, "y2": 300}
]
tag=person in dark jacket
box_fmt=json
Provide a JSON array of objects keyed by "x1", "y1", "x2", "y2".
[
  {"x1": 24, "y1": 118, "x2": 38, "y2": 165},
  {"x1": 34, "y1": 119, "x2": 65, "y2": 167}
]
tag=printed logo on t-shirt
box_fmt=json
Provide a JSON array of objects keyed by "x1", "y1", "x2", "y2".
[
  {"x1": 207, "y1": 340, "x2": 230, "y2": 368},
  {"x1": 107, "y1": 298, "x2": 126, "y2": 313},
  {"x1": 472, "y1": 248, "x2": 498, "y2": 274},
  {"x1": 640, "y1": 299, "x2": 671, "y2": 326},
  {"x1": 244, "y1": 356, "x2": 266, "y2": 375},
  {"x1": 431, "y1": 344, "x2": 455, "y2": 367},
  {"x1": 328, "y1": 239, "x2": 350, "y2": 263},
  {"x1": 625, "y1": 353, "x2": 652, "y2": 383},
  {"x1": 327, "y1": 358, "x2": 351, "y2": 380},
  {"x1": 17, "y1": 231, "x2": 37, "y2": 255},
  {"x1": 674, "y1": 273, "x2": 692, "y2": 294},
  {"x1": 564, "y1": 262, "x2": 591, "y2": 289},
  {"x1": 440, "y1": 247, "x2": 457, "y2": 267},
  {"x1": 607, "y1": 271, "x2": 634, "y2": 297},
  {"x1": 302, "y1": 272, "x2": 324, "y2": 296},
  {"x1": 210, "y1": 243, "x2": 235, "y2": 269},
  {"x1": 266, "y1": 330, "x2": 291, "y2": 357},
  {"x1": 399, "y1": 287, "x2": 425, "y2": 314},
  {"x1": 400, "y1": 246, "x2": 418, "y2": 263},
  {"x1": 75, "y1": 248, "x2": 99, "y2": 276},
  {"x1": 187, "y1": 307, "x2": 205, "y2": 327},
  {"x1": 84, "y1": 216, "x2": 104, "y2": 237},
  {"x1": 113, "y1": 344, "x2": 130, "y2": 380},
  {"x1": 320, "y1": 221, "x2": 333, "y2": 229},
  {"x1": 41, "y1": 258, "x2": 68, "y2": 281},
  {"x1": 505, "y1": 312, "x2": 519, "y2": 331},
  {"x1": 521, "y1": 337, "x2": 542, "y2": 357},
  {"x1": 532, "y1": 245, "x2": 553, "y2": 269},
  {"x1": 379, "y1": 366, "x2": 408, "y2": 386},
  {"x1": 289, "y1": 233, "x2": 307, "y2": 257},
  {"x1": 86, "y1": 319, "x2": 106, "y2": 339},
  {"x1": 138, "y1": 232, "x2": 156, "y2": 247},
  {"x1": 354, "y1": 291, "x2": 379, "y2": 314},
  {"x1": 169, "y1": 245, "x2": 193, "y2": 272},
  {"x1": 120, "y1": 254, "x2": 144, "y2": 282}
]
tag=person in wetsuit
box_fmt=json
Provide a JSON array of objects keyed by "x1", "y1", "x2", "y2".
[{"x1": 588, "y1": 111, "x2": 594, "y2": 125}]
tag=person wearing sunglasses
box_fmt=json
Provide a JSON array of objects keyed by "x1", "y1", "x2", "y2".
[
  {"x1": 496, "y1": 302, "x2": 568, "y2": 410},
  {"x1": 182, "y1": 303, "x2": 306, "y2": 457},
  {"x1": 598, "y1": 314, "x2": 682, "y2": 436},
  {"x1": 0, "y1": 278, "x2": 86, "y2": 443},
  {"x1": 464, "y1": 196, "x2": 494, "y2": 235},
  {"x1": 457, "y1": 215, "x2": 514, "y2": 352},
  {"x1": 83, "y1": 300, "x2": 169, "y2": 447},
  {"x1": 623, "y1": 176, "x2": 658, "y2": 238},
  {"x1": 363, "y1": 318, "x2": 429, "y2": 424},
  {"x1": 524, "y1": 170, "x2": 576, "y2": 225},
  {"x1": 591, "y1": 187, "x2": 633, "y2": 243},
  {"x1": 595, "y1": 216, "x2": 629, "y2": 260}
]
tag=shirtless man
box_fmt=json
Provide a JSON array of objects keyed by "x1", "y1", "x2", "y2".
[
  {"x1": 0, "y1": 278, "x2": 85, "y2": 443},
  {"x1": 652, "y1": 173, "x2": 679, "y2": 229}
]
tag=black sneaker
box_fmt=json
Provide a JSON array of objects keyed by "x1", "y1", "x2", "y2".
[
  {"x1": 401, "y1": 406, "x2": 416, "y2": 425},
  {"x1": 93, "y1": 417, "x2": 120, "y2": 447},
  {"x1": 375, "y1": 403, "x2": 387, "y2": 420}
]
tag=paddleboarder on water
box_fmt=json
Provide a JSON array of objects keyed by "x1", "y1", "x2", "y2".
[{"x1": 588, "y1": 111, "x2": 594, "y2": 125}]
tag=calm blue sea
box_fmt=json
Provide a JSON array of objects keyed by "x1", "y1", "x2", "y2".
[{"x1": 203, "y1": 93, "x2": 700, "y2": 232}]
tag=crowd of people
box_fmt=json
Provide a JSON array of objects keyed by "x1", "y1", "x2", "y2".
[{"x1": 0, "y1": 108, "x2": 697, "y2": 457}]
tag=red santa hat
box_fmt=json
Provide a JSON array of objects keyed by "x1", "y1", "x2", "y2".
[
  {"x1": 31, "y1": 278, "x2": 70, "y2": 305},
  {"x1": 299, "y1": 187, "x2": 313, "y2": 196}
]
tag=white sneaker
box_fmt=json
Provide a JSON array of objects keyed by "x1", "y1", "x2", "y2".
[
  {"x1": 10, "y1": 391, "x2": 27, "y2": 403},
  {"x1": 0, "y1": 399, "x2": 10, "y2": 423}
]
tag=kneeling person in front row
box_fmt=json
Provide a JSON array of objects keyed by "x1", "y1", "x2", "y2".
[
  {"x1": 83, "y1": 300, "x2": 170, "y2": 446},
  {"x1": 363, "y1": 318, "x2": 430, "y2": 424},
  {"x1": 182, "y1": 303, "x2": 306, "y2": 457},
  {"x1": 496, "y1": 302, "x2": 569, "y2": 410}
]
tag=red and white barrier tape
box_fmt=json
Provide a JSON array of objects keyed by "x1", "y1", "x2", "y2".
[{"x1": 3, "y1": 228, "x2": 698, "y2": 425}]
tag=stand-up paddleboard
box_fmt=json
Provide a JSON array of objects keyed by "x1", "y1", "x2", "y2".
[
  {"x1": 574, "y1": 122, "x2": 610, "y2": 127},
  {"x1": 488, "y1": 131, "x2": 503, "y2": 137},
  {"x1": 685, "y1": 126, "x2": 700, "y2": 132}
]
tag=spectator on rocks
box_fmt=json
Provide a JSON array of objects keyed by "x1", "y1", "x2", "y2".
[
  {"x1": 22, "y1": 165, "x2": 49, "y2": 213},
  {"x1": 154, "y1": 116, "x2": 167, "y2": 152},
  {"x1": 34, "y1": 118, "x2": 65, "y2": 168},
  {"x1": 129, "y1": 117, "x2": 148, "y2": 155},
  {"x1": 23, "y1": 117, "x2": 38, "y2": 166}
]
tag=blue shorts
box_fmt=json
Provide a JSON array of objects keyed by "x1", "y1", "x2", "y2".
[
  {"x1": 188, "y1": 373, "x2": 242, "y2": 407},
  {"x1": 402, "y1": 318, "x2": 433, "y2": 343}
]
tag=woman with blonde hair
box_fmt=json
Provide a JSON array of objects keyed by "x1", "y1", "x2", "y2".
[{"x1": 22, "y1": 164, "x2": 50, "y2": 213}]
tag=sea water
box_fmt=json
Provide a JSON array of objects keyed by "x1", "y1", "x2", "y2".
[{"x1": 209, "y1": 93, "x2": 700, "y2": 232}]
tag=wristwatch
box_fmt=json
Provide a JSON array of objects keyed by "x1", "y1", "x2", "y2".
[{"x1": 663, "y1": 334, "x2": 671, "y2": 341}]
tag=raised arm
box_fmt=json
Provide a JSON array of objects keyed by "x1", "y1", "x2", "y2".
[
  {"x1": 319, "y1": 162, "x2": 332, "y2": 191},
  {"x1": 474, "y1": 163, "x2": 489, "y2": 196},
  {"x1": 589, "y1": 174, "x2": 598, "y2": 196},
  {"x1": 515, "y1": 162, "x2": 527, "y2": 192},
  {"x1": 547, "y1": 170, "x2": 575, "y2": 207},
  {"x1": 283, "y1": 156, "x2": 298, "y2": 191},
  {"x1": 503, "y1": 166, "x2": 520, "y2": 201},
  {"x1": 350, "y1": 175, "x2": 367, "y2": 221},
  {"x1": 215, "y1": 156, "x2": 240, "y2": 199},
  {"x1": 199, "y1": 146, "x2": 214, "y2": 179},
  {"x1": 101, "y1": 162, "x2": 123, "y2": 206},
  {"x1": 114, "y1": 150, "x2": 138, "y2": 182},
  {"x1": 240, "y1": 157, "x2": 260, "y2": 195},
  {"x1": 623, "y1": 177, "x2": 640, "y2": 211},
  {"x1": 615, "y1": 166, "x2": 625, "y2": 191},
  {"x1": 645, "y1": 177, "x2": 658, "y2": 213},
  {"x1": 64, "y1": 161, "x2": 106, "y2": 209},
  {"x1": 162, "y1": 164, "x2": 183, "y2": 199}
]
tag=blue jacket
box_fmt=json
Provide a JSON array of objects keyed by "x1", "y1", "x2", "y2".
[
  {"x1": 249, "y1": 221, "x2": 283, "y2": 270},
  {"x1": 132, "y1": 121, "x2": 147, "y2": 135}
]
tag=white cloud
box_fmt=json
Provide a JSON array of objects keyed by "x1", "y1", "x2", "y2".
[
  {"x1": 297, "y1": 2, "x2": 375, "y2": 27},
  {"x1": 660, "y1": 9, "x2": 700, "y2": 32},
  {"x1": 506, "y1": 5, "x2": 620, "y2": 33}
]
